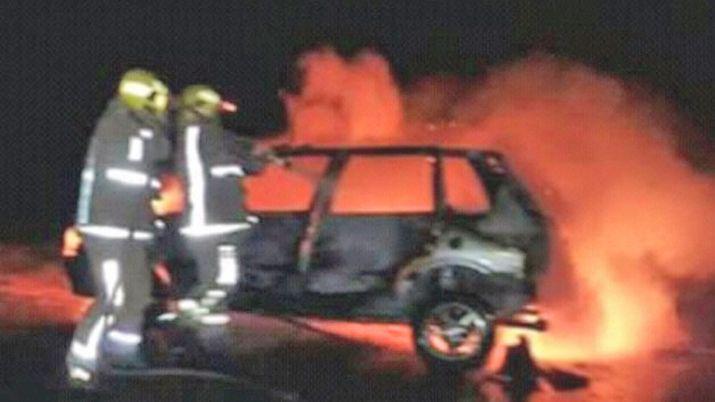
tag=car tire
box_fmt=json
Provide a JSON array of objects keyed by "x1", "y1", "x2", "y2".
[{"x1": 412, "y1": 294, "x2": 494, "y2": 373}]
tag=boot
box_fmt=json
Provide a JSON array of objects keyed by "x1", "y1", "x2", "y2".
[{"x1": 100, "y1": 316, "x2": 149, "y2": 370}]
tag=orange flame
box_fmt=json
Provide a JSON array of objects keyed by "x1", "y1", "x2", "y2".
[
  {"x1": 143, "y1": 49, "x2": 715, "y2": 363},
  {"x1": 153, "y1": 173, "x2": 185, "y2": 216},
  {"x1": 284, "y1": 49, "x2": 403, "y2": 145},
  {"x1": 277, "y1": 49, "x2": 715, "y2": 361}
]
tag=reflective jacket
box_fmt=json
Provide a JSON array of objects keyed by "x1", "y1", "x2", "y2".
[
  {"x1": 75, "y1": 99, "x2": 171, "y2": 235},
  {"x1": 174, "y1": 118, "x2": 264, "y2": 237}
]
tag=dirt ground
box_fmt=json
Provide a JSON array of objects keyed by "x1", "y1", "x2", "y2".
[{"x1": 0, "y1": 246, "x2": 713, "y2": 401}]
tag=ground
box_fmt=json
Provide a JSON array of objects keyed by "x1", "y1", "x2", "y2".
[{"x1": 0, "y1": 246, "x2": 713, "y2": 401}]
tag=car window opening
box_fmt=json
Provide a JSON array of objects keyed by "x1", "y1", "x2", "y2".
[
  {"x1": 244, "y1": 156, "x2": 330, "y2": 213},
  {"x1": 330, "y1": 155, "x2": 435, "y2": 215},
  {"x1": 442, "y1": 156, "x2": 491, "y2": 215}
]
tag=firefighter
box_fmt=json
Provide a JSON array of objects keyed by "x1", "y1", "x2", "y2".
[
  {"x1": 172, "y1": 85, "x2": 265, "y2": 321},
  {"x1": 66, "y1": 69, "x2": 172, "y2": 385}
]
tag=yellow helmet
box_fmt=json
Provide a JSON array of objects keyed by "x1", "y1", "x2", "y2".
[
  {"x1": 117, "y1": 69, "x2": 170, "y2": 116},
  {"x1": 179, "y1": 85, "x2": 222, "y2": 119},
  {"x1": 180, "y1": 85, "x2": 237, "y2": 120}
]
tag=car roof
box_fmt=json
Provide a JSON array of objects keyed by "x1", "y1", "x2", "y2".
[{"x1": 273, "y1": 145, "x2": 502, "y2": 158}]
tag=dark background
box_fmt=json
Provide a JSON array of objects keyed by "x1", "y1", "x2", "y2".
[{"x1": 0, "y1": 1, "x2": 712, "y2": 243}]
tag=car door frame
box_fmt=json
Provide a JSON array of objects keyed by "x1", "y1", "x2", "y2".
[{"x1": 273, "y1": 146, "x2": 449, "y2": 282}]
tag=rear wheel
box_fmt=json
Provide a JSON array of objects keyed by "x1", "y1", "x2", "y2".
[{"x1": 412, "y1": 296, "x2": 494, "y2": 372}]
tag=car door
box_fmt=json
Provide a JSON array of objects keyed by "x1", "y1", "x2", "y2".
[
  {"x1": 306, "y1": 154, "x2": 435, "y2": 294},
  {"x1": 240, "y1": 154, "x2": 331, "y2": 284}
]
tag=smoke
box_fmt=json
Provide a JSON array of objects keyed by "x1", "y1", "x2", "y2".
[
  {"x1": 282, "y1": 49, "x2": 715, "y2": 360},
  {"x1": 284, "y1": 49, "x2": 403, "y2": 145},
  {"x1": 422, "y1": 54, "x2": 715, "y2": 359}
]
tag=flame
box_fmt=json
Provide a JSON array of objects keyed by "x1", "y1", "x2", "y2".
[
  {"x1": 284, "y1": 49, "x2": 403, "y2": 145},
  {"x1": 145, "y1": 49, "x2": 715, "y2": 363},
  {"x1": 277, "y1": 49, "x2": 715, "y2": 361},
  {"x1": 153, "y1": 173, "x2": 185, "y2": 216},
  {"x1": 0, "y1": 248, "x2": 90, "y2": 329}
]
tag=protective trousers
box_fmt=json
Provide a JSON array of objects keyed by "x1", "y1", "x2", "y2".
[
  {"x1": 180, "y1": 228, "x2": 248, "y2": 306},
  {"x1": 67, "y1": 235, "x2": 155, "y2": 380}
]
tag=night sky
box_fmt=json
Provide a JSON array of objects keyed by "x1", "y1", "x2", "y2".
[{"x1": 1, "y1": 2, "x2": 712, "y2": 242}]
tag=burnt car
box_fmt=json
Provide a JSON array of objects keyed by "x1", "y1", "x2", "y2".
[{"x1": 64, "y1": 145, "x2": 549, "y2": 371}]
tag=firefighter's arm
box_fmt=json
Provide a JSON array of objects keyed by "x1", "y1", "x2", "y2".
[
  {"x1": 254, "y1": 147, "x2": 290, "y2": 169},
  {"x1": 224, "y1": 134, "x2": 278, "y2": 175}
]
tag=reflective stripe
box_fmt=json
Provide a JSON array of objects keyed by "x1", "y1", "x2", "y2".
[
  {"x1": 132, "y1": 231, "x2": 154, "y2": 240},
  {"x1": 246, "y1": 215, "x2": 260, "y2": 224},
  {"x1": 179, "y1": 223, "x2": 251, "y2": 237},
  {"x1": 139, "y1": 128, "x2": 154, "y2": 139},
  {"x1": 157, "y1": 312, "x2": 177, "y2": 322},
  {"x1": 79, "y1": 225, "x2": 130, "y2": 239},
  {"x1": 206, "y1": 289, "x2": 228, "y2": 299},
  {"x1": 127, "y1": 137, "x2": 144, "y2": 161},
  {"x1": 185, "y1": 126, "x2": 207, "y2": 228},
  {"x1": 200, "y1": 296, "x2": 220, "y2": 307},
  {"x1": 107, "y1": 330, "x2": 142, "y2": 345},
  {"x1": 193, "y1": 307, "x2": 210, "y2": 315},
  {"x1": 216, "y1": 245, "x2": 239, "y2": 285},
  {"x1": 70, "y1": 315, "x2": 107, "y2": 361},
  {"x1": 177, "y1": 299, "x2": 200, "y2": 311},
  {"x1": 69, "y1": 366, "x2": 92, "y2": 382},
  {"x1": 102, "y1": 260, "x2": 120, "y2": 298},
  {"x1": 112, "y1": 286, "x2": 125, "y2": 307},
  {"x1": 199, "y1": 314, "x2": 231, "y2": 326},
  {"x1": 210, "y1": 165, "x2": 245, "y2": 177},
  {"x1": 76, "y1": 168, "x2": 95, "y2": 224},
  {"x1": 105, "y1": 168, "x2": 149, "y2": 186},
  {"x1": 82, "y1": 169, "x2": 95, "y2": 181},
  {"x1": 78, "y1": 225, "x2": 154, "y2": 240}
]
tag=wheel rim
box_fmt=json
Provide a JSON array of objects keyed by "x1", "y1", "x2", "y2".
[{"x1": 418, "y1": 301, "x2": 488, "y2": 361}]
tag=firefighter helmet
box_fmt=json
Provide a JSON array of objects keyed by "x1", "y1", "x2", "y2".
[
  {"x1": 179, "y1": 85, "x2": 224, "y2": 119},
  {"x1": 117, "y1": 69, "x2": 170, "y2": 116}
]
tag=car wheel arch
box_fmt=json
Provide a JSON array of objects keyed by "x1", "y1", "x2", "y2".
[{"x1": 396, "y1": 259, "x2": 497, "y2": 315}]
